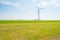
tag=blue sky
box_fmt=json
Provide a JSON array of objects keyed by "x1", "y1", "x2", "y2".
[{"x1": 0, "y1": 0, "x2": 60, "y2": 20}]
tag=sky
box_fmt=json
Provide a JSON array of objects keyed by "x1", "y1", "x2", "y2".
[{"x1": 0, "y1": 0, "x2": 60, "y2": 20}]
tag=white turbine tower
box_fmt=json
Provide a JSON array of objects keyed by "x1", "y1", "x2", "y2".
[{"x1": 36, "y1": 7, "x2": 40, "y2": 20}]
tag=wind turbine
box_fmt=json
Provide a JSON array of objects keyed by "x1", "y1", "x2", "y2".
[{"x1": 36, "y1": 6, "x2": 43, "y2": 20}]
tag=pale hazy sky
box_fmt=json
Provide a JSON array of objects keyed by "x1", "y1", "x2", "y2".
[{"x1": 0, "y1": 0, "x2": 60, "y2": 20}]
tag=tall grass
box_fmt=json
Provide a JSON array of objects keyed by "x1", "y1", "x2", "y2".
[{"x1": 0, "y1": 20, "x2": 60, "y2": 40}]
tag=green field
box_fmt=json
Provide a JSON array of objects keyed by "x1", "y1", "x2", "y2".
[{"x1": 0, "y1": 20, "x2": 60, "y2": 40}]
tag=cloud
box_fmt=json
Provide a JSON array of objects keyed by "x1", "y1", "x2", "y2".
[
  {"x1": 32, "y1": 0, "x2": 60, "y2": 8},
  {"x1": 0, "y1": 0, "x2": 21, "y2": 7},
  {"x1": 40, "y1": 1, "x2": 48, "y2": 7},
  {"x1": 32, "y1": 0, "x2": 36, "y2": 3},
  {"x1": 32, "y1": 0, "x2": 48, "y2": 8},
  {"x1": 48, "y1": 0, "x2": 60, "y2": 7}
]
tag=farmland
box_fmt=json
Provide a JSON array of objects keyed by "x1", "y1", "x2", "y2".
[{"x1": 0, "y1": 20, "x2": 60, "y2": 40}]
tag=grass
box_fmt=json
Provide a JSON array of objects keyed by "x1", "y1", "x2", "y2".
[{"x1": 0, "y1": 20, "x2": 60, "y2": 40}]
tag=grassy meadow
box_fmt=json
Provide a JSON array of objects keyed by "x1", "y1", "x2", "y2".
[{"x1": 0, "y1": 20, "x2": 60, "y2": 40}]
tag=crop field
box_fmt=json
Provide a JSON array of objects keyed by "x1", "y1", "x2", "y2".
[{"x1": 0, "y1": 20, "x2": 60, "y2": 40}]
